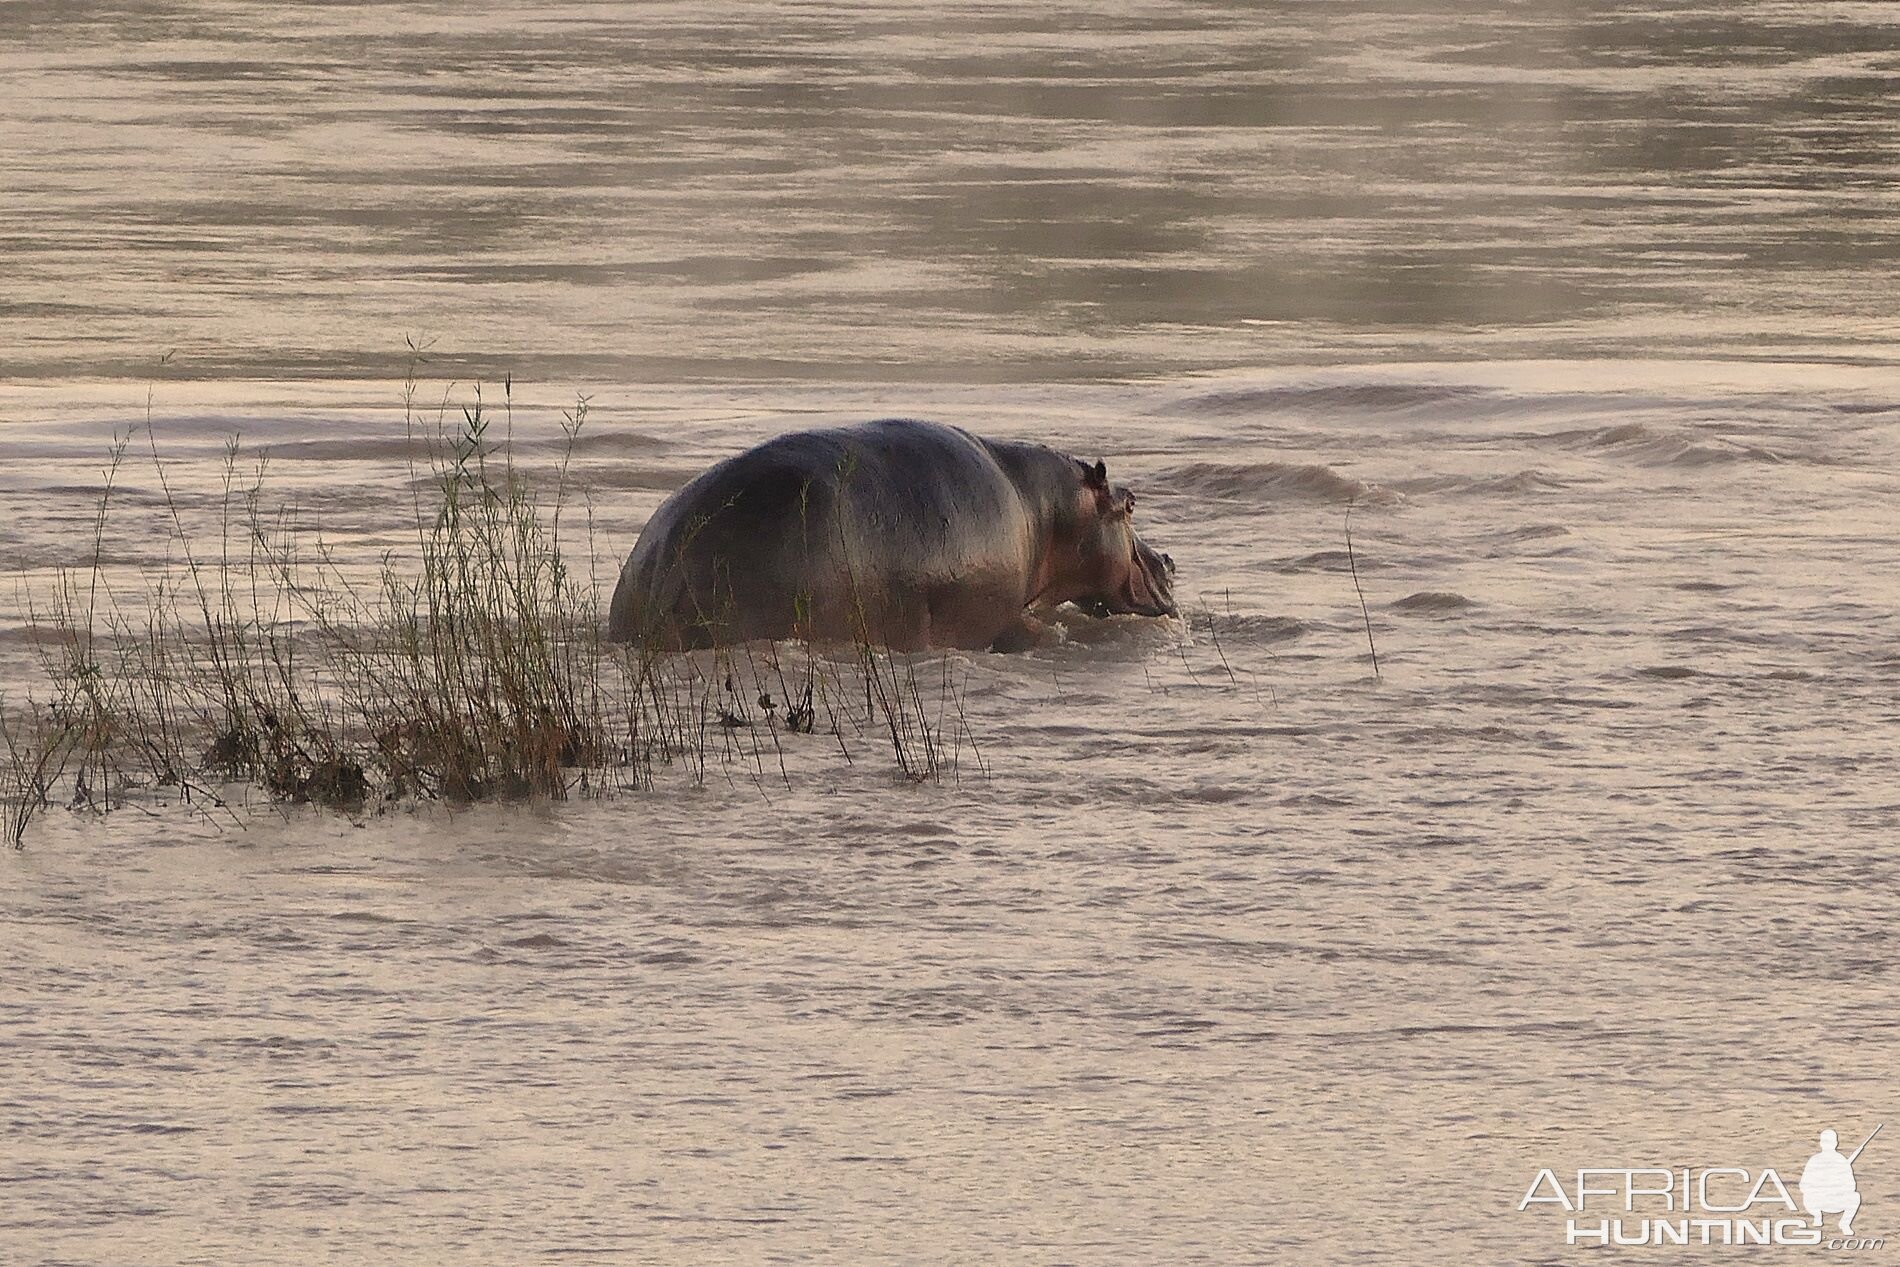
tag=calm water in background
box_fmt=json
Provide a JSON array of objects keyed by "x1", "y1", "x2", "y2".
[{"x1": 4, "y1": 4, "x2": 1900, "y2": 1263}]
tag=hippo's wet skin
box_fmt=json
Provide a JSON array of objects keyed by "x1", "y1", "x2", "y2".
[{"x1": 607, "y1": 418, "x2": 1177, "y2": 652}]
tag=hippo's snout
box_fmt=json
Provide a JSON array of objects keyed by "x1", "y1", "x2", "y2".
[{"x1": 1116, "y1": 535, "x2": 1177, "y2": 619}]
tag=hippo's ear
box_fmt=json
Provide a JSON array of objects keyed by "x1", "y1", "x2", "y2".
[{"x1": 1085, "y1": 459, "x2": 1108, "y2": 489}]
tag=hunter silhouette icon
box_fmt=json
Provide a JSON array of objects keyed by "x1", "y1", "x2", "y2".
[{"x1": 1800, "y1": 1124, "x2": 1881, "y2": 1236}]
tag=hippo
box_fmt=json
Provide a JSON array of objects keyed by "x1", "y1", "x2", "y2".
[{"x1": 606, "y1": 418, "x2": 1177, "y2": 652}]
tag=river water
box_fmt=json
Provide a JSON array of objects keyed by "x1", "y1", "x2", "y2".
[{"x1": 4, "y1": 3, "x2": 1898, "y2": 1263}]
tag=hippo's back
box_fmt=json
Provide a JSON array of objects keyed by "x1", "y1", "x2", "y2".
[{"x1": 607, "y1": 419, "x2": 1035, "y2": 648}]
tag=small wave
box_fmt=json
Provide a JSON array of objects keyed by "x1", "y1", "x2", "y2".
[
  {"x1": 556, "y1": 430, "x2": 675, "y2": 455},
  {"x1": 1277, "y1": 791, "x2": 1352, "y2": 808},
  {"x1": 1196, "y1": 613, "x2": 1307, "y2": 643},
  {"x1": 1172, "y1": 784, "x2": 1250, "y2": 804},
  {"x1": 574, "y1": 466, "x2": 702, "y2": 492},
  {"x1": 0, "y1": 623, "x2": 63, "y2": 648},
  {"x1": 1042, "y1": 608, "x2": 1184, "y2": 650},
  {"x1": 1171, "y1": 382, "x2": 1489, "y2": 418},
  {"x1": 1155, "y1": 461, "x2": 1396, "y2": 505},
  {"x1": 504, "y1": 933, "x2": 569, "y2": 949},
  {"x1": 1390, "y1": 590, "x2": 1475, "y2": 613},
  {"x1": 1501, "y1": 522, "x2": 1571, "y2": 541},
  {"x1": 1389, "y1": 469, "x2": 1566, "y2": 497},
  {"x1": 1277, "y1": 549, "x2": 1386, "y2": 573},
  {"x1": 1553, "y1": 421, "x2": 1797, "y2": 468},
  {"x1": 255, "y1": 436, "x2": 432, "y2": 462}
]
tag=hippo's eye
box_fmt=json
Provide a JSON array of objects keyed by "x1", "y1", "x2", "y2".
[{"x1": 1125, "y1": 492, "x2": 1136, "y2": 514}]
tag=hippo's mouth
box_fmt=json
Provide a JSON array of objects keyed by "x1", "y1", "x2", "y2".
[{"x1": 1102, "y1": 540, "x2": 1178, "y2": 619}]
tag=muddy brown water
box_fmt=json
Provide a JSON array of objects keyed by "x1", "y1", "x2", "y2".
[{"x1": 3, "y1": 4, "x2": 1898, "y2": 1263}]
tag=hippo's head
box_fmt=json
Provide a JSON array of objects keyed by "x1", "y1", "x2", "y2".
[{"x1": 1061, "y1": 458, "x2": 1178, "y2": 620}]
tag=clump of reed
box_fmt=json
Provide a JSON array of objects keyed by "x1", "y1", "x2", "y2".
[{"x1": 1, "y1": 375, "x2": 978, "y2": 848}]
